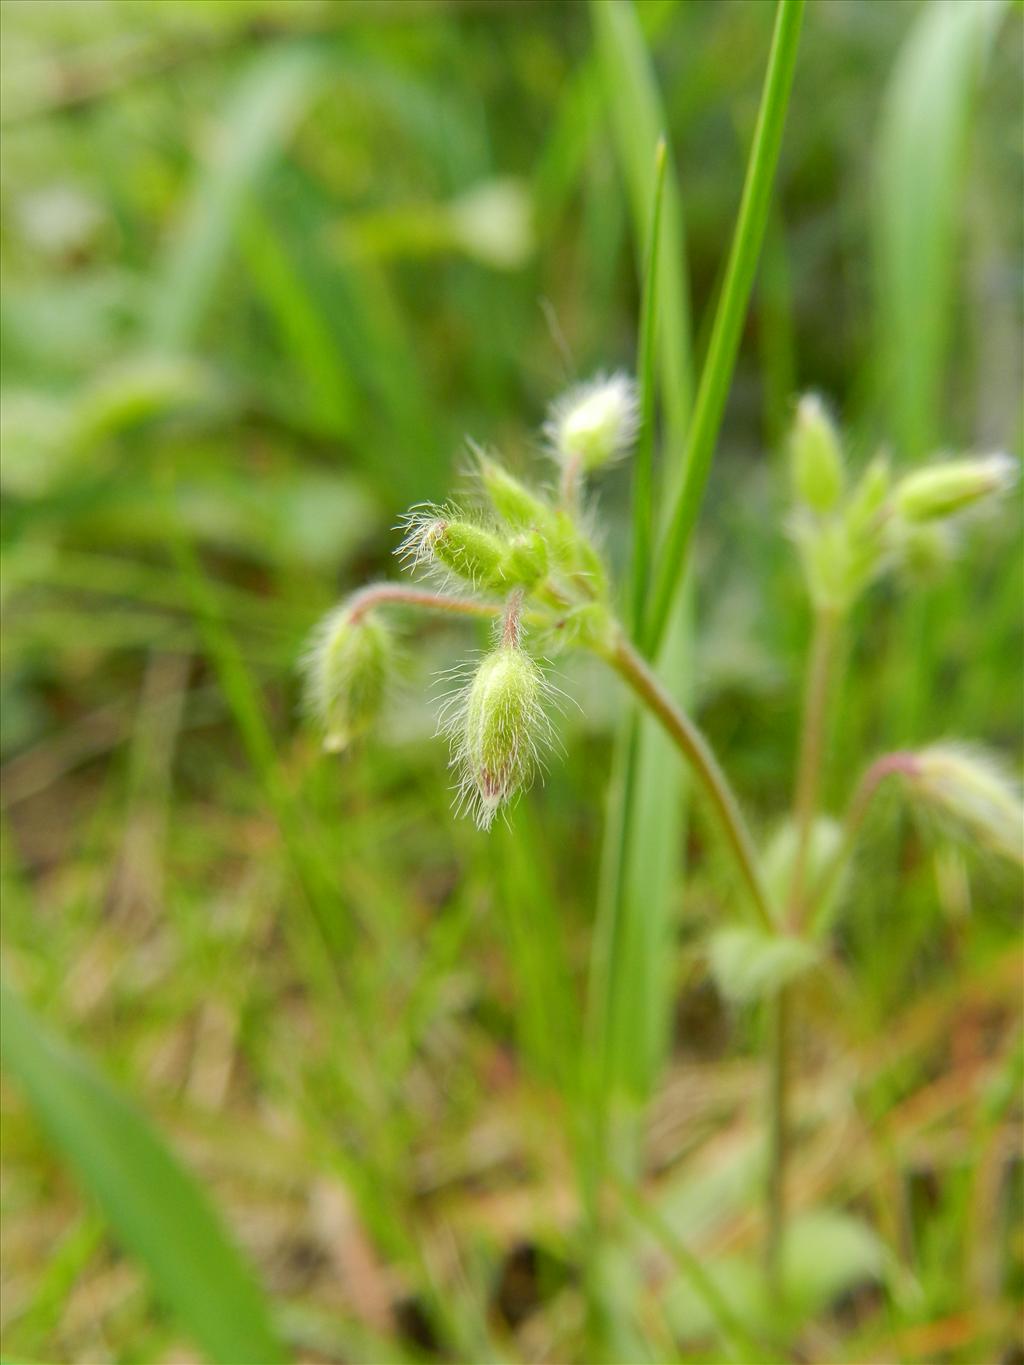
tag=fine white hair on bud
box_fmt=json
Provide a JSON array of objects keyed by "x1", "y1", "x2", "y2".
[
  {"x1": 303, "y1": 604, "x2": 393, "y2": 753},
  {"x1": 396, "y1": 504, "x2": 507, "y2": 588},
  {"x1": 438, "y1": 635, "x2": 555, "y2": 829},
  {"x1": 545, "y1": 371, "x2": 640, "y2": 472},
  {"x1": 903, "y1": 744, "x2": 1024, "y2": 866}
]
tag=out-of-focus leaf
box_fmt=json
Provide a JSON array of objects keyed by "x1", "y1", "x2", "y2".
[
  {"x1": 0, "y1": 978, "x2": 288, "y2": 1365},
  {"x1": 665, "y1": 1209, "x2": 885, "y2": 1341},
  {"x1": 708, "y1": 925, "x2": 818, "y2": 1004}
]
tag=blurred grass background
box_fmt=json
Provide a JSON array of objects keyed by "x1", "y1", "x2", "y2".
[{"x1": 1, "y1": 1, "x2": 1021, "y2": 1362}]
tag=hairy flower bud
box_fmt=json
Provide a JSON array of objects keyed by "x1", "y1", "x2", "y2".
[
  {"x1": 503, "y1": 529, "x2": 549, "y2": 588},
  {"x1": 304, "y1": 606, "x2": 392, "y2": 752},
  {"x1": 442, "y1": 641, "x2": 553, "y2": 829},
  {"x1": 789, "y1": 394, "x2": 844, "y2": 513},
  {"x1": 546, "y1": 372, "x2": 639, "y2": 472},
  {"x1": 904, "y1": 744, "x2": 1023, "y2": 865},
  {"x1": 844, "y1": 453, "x2": 891, "y2": 537},
  {"x1": 473, "y1": 447, "x2": 555, "y2": 532},
  {"x1": 398, "y1": 507, "x2": 507, "y2": 588},
  {"x1": 894, "y1": 453, "x2": 1017, "y2": 523}
]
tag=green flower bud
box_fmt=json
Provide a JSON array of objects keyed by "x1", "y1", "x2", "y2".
[
  {"x1": 845, "y1": 454, "x2": 891, "y2": 537},
  {"x1": 898, "y1": 522, "x2": 954, "y2": 579},
  {"x1": 894, "y1": 453, "x2": 1016, "y2": 523},
  {"x1": 444, "y1": 642, "x2": 553, "y2": 829},
  {"x1": 548, "y1": 509, "x2": 609, "y2": 599},
  {"x1": 304, "y1": 606, "x2": 392, "y2": 752},
  {"x1": 789, "y1": 394, "x2": 844, "y2": 513},
  {"x1": 503, "y1": 529, "x2": 549, "y2": 588},
  {"x1": 903, "y1": 744, "x2": 1023, "y2": 865},
  {"x1": 546, "y1": 372, "x2": 639, "y2": 472},
  {"x1": 473, "y1": 447, "x2": 555, "y2": 532},
  {"x1": 398, "y1": 507, "x2": 507, "y2": 588}
]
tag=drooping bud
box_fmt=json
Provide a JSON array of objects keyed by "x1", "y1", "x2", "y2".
[
  {"x1": 304, "y1": 605, "x2": 392, "y2": 752},
  {"x1": 894, "y1": 453, "x2": 1017, "y2": 523},
  {"x1": 443, "y1": 639, "x2": 552, "y2": 829},
  {"x1": 789, "y1": 394, "x2": 844, "y2": 513},
  {"x1": 546, "y1": 372, "x2": 639, "y2": 472},
  {"x1": 397, "y1": 507, "x2": 507, "y2": 588},
  {"x1": 903, "y1": 744, "x2": 1023, "y2": 865}
]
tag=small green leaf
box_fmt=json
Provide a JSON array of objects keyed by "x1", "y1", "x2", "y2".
[
  {"x1": 0, "y1": 979, "x2": 287, "y2": 1365},
  {"x1": 781, "y1": 1209, "x2": 885, "y2": 1320},
  {"x1": 709, "y1": 926, "x2": 818, "y2": 1004}
]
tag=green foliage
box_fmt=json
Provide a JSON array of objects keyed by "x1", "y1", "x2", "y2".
[
  {"x1": 0, "y1": 979, "x2": 286, "y2": 1364},
  {"x1": 1, "y1": 1, "x2": 1021, "y2": 1362}
]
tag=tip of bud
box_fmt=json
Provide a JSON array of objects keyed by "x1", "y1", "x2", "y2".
[
  {"x1": 894, "y1": 452, "x2": 1018, "y2": 524},
  {"x1": 790, "y1": 393, "x2": 844, "y2": 513},
  {"x1": 903, "y1": 744, "x2": 1023, "y2": 866},
  {"x1": 397, "y1": 505, "x2": 508, "y2": 589},
  {"x1": 440, "y1": 640, "x2": 555, "y2": 829},
  {"x1": 545, "y1": 372, "x2": 639, "y2": 472}
]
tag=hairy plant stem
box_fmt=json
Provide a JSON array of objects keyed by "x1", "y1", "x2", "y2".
[
  {"x1": 766, "y1": 984, "x2": 789, "y2": 1299},
  {"x1": 603, "y1": 631, "x2": 775, "y2": 932},
  {"x1": 766, "y1": 605, "x2": 840, "y2": 1296},
  {"x1": 346, "y1": 583, "x2": 498, "y2": 623},
  {"x1": 789, "y1": 607, "x2": 841, "y2": 928},
  {"x1": 807, "y1": 750, "x2": 915, "y2": 936}
]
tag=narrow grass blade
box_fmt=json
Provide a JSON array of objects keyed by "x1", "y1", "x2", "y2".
[
  {"x1": 645, "y1": 0, "x2": 805, "y2": 655},
  {"x1": 0, "y1": 978, "x2": 287, "y2": 1365},
  {"x1": 630, "y1": 136, "x2": 668, "y2": 630},
  {"x1": 239, "y1": 199, "x2": 356, "y2": 437},
  {"x1": 149, "y1": 45, "x2": 325, "y2": 349}
]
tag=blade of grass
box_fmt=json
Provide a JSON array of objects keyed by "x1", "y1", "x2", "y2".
[
  {"x1": 629, "y1": 136, "x2": 668, "y2": 631},
  {"x1": 0, "y1": 977, "x2": 287, "y2": 1365},
  {"x1": 149, "y1": 44, "x2": 326, "y2": 349},
  {"x1": 872, "y1": 0, "x2": 1008, "y2": 742},
  {"x1": 239, "y1": 198, "x2": 356, "y2": 437},
  {"x1": 589, "y1": 0, "x2": 693, "y2": 438},
  {"x1": 873, "y1": 0, "x2": 1009, "y2": 461},
  {"x1": 645, "y1": 0, "x2": 805, "y2": 656},
  {"x1": 585, "y1": 4, "x2": 693, "y2": 1123}
]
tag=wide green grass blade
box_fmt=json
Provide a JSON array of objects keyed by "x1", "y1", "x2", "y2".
[
  {"x1": 585, "y1": 0, "x2": 692, "y2": 1139},
  {"x1": 149, "y1": 44, "x2": 326, "y2": 349},
  {"x1": 872, "y1": 0, "x2": 1009, "y2": 741},
  {"x1": 873, "y1": 0, "x2": 1009, "y2": 460},
  {"x1": 645, "y1": 0, "x2": 805, "y2": 655},
  {"x1": 0, "y1": 978, "x2": 287, "y2": 1365}
]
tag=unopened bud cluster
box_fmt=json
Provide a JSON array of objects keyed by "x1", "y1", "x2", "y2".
[
  {"x1": 303, "y1": 605, "x2": 393, "y2": 753},
  {"x1": 304, "y1": 374, "x2": 637, "y2": 826},
  {"x1": 787, "y1": 394, "x2": 1017, "y2": 611}
]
